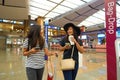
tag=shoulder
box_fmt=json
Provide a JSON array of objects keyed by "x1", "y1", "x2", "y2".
[
  {"x1": 62, "y1": 36, "x2": 67, "y2": 41},
  {"x1": 23, "y1": 38, "x2": 28, "y2": 48},
  {"x1": 63, "y1": 36, "x2": 68, "y2": 41},
  {"x1": 59, "y1": 36, "x2": 67, "y2": 46}
]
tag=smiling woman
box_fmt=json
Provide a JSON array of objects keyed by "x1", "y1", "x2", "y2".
[{"x1": 59, "y1": 23, "x2": 84, "y2": 80}]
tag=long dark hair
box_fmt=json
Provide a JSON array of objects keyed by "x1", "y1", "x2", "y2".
[{"x1": 27, "y1": 25, "x2": 44, "y2": 50}]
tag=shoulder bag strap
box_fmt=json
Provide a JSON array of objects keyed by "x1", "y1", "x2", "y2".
[{"x1": 71, "y1": 46, "x2": 74, "y2": 58}]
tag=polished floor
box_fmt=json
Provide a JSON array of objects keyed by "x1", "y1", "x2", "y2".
[{"x1": 0, "y1": 48, "x2": 107, "y2": 80}]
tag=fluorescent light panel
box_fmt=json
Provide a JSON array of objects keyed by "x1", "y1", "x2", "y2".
[{"x1": 65, "y1": 0, "x2": 85, "y2": 6}]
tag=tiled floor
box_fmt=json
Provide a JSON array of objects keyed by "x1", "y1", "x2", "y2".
[{"x1": 0, "y1": 48, "x2": 107, "y2": 80}]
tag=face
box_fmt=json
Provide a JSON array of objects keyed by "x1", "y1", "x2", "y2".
[{"x1": 67, "y1": 27, "x2": 74, "y2": 35}]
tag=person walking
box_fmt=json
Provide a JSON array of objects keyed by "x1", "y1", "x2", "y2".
[
  {"x1": 23, "y1": 25, "x2": 54, "y2": 80},
  {"x1": 59, "y1": 23, "x2": 84, "y2": 80}
]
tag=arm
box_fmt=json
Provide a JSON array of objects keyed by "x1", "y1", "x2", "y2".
[
  {"x1": 74, "y1": 41, "x2": 84, "y2": 53},
  {"x1": 72, "y1": 37, "x2": 84, "y2": 53},
  {"x1": 23, "y1": 47, "x2": 53, "y2": 56},
  {"x1": 22, "y1": 38, "x2": 40, "y2": 56},
  {"x1": 44, "y1": 40, "x2": 54, "y2": 56},
  {"x1": 59, "y1": 38, "x2": 72, "y2": 51},
  {"x1": 44, "y1": 48, "x2": 54, "y2": 56},
  {"x1": 59, "y1": 44, "x2": 71, "y2": 51},
  {"x1": 23, "y1": 48, "x2": 40, "y2": 56},
  {"x1": 59, "y1": 44, "x2": 66, "y2": 51},
  {"x1": 22, "y1": 38, "x2": 32, "y2": 56},
  {"x1": 23, "y1": 48, "x2": 32, "y2": 56}
]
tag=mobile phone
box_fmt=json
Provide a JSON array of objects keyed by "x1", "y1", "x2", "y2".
[
  {"x1": 35, "y1": 47, "x2": 40, "y2": 50},
  {"x1": 65, "y1": 43, "x2": 70, "y2": 46}
]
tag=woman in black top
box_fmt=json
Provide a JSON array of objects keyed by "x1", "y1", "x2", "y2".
[{"x1": 59, "y1": 23, "x2": 84, "y2": 80}]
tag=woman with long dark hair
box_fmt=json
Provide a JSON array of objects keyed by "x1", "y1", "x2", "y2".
[
  {"x1": 59, "y1": 23, "x2": 84, "y2": 80},
  {"x1": 23, "y1": 25, "x2": 53, "y2": 80}
]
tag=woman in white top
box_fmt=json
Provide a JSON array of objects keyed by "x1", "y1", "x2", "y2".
[{"x1": 23, "y1": 25, "x2": 53, "y2": 80}]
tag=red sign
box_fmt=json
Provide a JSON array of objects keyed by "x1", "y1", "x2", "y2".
[{"x1": 105, "y1": 0, "x2": 117, "y2": 80}]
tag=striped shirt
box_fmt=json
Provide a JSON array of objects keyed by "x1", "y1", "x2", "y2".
[{"x1": 23, "y1": 38, "x2": 48, "y2": 69}]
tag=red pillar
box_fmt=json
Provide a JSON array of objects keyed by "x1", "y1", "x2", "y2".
[{"x1": 105, "y1": 0, "x2": 117, "y2": 80}]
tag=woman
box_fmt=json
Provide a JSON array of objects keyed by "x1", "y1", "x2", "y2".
[
  {"x1": 59, "y1": 23, "x2": 84, "y2": 80},
  {"x1": 23, "y1": 25, "x2": 53, "y2": 80}
]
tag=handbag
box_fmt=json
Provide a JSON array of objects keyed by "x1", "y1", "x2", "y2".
[{"x1": 61, "y1": 46, "x2": 75, "y2": 70}]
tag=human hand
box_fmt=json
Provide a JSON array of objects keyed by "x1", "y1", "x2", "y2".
[
  {"x1": 65, "y1": 43, "x2": 71, "y2": 49},
  {"x1": 71, "y1": 37, "x2": 77, "y2": 44},
  {"x1": 48, "y1": 52, "x2": 55, "y2": 56},
  {"x1": 29, "y1": 48, "x2": 40, "y2": 54},
  {"x1": 69, "y1": 35, "x2": 75, "y2": 45}
]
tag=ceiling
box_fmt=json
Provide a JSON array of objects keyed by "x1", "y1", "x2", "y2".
[
  {"x1": 48, "y1": 0, "x2": 104, "y2": 28},
  {"x1": 28, "y1": 0, "x2": 120, "y2": 31},
  {"x1": 0, "y1": 0, "x2": 120, "y2": 31},
  {"x1": 29, "y1": 0, "x2": 104, "y2": 28}
]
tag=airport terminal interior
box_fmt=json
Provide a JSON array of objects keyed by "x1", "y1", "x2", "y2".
[{"x1": 0, "y1": 0, "x2": 120, "y2": 80}]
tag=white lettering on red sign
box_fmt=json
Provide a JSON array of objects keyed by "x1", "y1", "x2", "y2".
[{"x1": 107, "y1": 1, "x2": 115, "y2": 34}]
